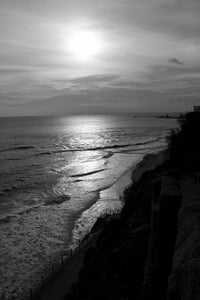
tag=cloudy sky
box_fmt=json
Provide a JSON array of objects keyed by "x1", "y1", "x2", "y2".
[{"x1": 0, "y1": 0, "x2": 200, "y2": 115}]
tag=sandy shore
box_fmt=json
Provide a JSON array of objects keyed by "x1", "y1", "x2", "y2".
[
  {"x1": 34, "y1": 229, "x2": 101, "y2": 300},
  {"x1": 33, "y1": 150, "x2": 168, "y2": 300}
]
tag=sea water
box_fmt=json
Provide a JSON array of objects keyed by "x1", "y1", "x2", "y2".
[{"x1": 0, "y1": 114, "x2": 178, "y2": 299}]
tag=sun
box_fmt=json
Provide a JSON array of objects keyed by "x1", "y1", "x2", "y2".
[{"x1": 67, "y1": 30, "x2": 103, "y2": 60}]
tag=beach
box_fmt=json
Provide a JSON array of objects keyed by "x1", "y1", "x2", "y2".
[{"x1": 34, "y1": 149, "x2": 168, "y2": 300}]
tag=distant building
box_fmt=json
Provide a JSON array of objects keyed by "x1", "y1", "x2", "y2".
[{"x1": 193, "y1": 106, "x2": 200, "y2": 112}]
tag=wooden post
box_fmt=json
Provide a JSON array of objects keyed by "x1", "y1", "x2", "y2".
[
  {"x1": 61, "y1": 256, "x2": 64, "y2": 268},
  {"x1": 42, "y1": 275, "x2": 45, "y2": 287},
  {"x1": 30, "y1": 289, "x2": 33, "y2": 300}
]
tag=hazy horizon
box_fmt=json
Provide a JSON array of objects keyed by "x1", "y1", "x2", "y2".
[{"x1": 0, "y1": 111, "x2": 183, "y2": 118}]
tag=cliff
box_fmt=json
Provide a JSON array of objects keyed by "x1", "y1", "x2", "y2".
[
  {"x1": 168, "y1": 175, "x2": 200, "y2": 300},
  {"x1": 67, "y1": 153, "x2": 182, "y2": 299},
  {"x1": 67, "y1": 159, "x2": 200, "y2": 300}
]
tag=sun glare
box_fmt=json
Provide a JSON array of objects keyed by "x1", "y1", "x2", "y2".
[{"x1": 67, "y1": 30, "x2": 103, "y2": 60}]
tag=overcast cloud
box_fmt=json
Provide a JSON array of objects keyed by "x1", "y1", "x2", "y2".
[{"x1": 0, "y1": 0, "x2": 200, "y2": 115}]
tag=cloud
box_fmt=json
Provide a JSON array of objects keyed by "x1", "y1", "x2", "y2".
[
  {"x1": 69, "y1": 74, "x2": 119, "y2": 84},
  {"x1": 168, "y1": 58, "x2": 184, "y2": 65},
  {"x1": 0, "y1": 0, "x2": 200, "y2": 115},
  {"x1": 50, "y1": 74, "x2": 120, "y2": 92}
]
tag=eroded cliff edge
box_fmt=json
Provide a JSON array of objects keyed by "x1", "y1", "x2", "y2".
[
  {"x1": 68, "y1": 112, "x2": 200, "y2": 300},
  {"x1": 67, "y1": 161, "x2": 200, "y2": 300}
]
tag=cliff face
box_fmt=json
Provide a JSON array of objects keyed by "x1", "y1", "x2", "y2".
[
  {"x1": 142, "y1": 176, "x2": 182, "y2": 300},
  {"x1": 168, "y1": 177, "x2": 200, "y2": 300},
  {"x1": 67, "y1": 155, "x2": 200, "y2": 300},
  {"x1": 68, "y1": 158, "x2": 166, "y2": 300}
]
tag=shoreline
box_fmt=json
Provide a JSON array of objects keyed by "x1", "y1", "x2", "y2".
[
  {"x1": 34, "y1": 149, "x2": 168, "y2": 300},
  {"x1": 66, "y1": 149, "x2": 177, "y2": 300},
  {"x1": 71, "y1": 148, "x2": 167, "y2": 247},
  {"x1": 71, "y1": 154, "x2": 143, "y2": 246}
]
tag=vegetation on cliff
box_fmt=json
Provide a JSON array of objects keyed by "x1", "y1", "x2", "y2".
[{"x1": 167, "y1": 111, "x2": 200, "y2": 171}]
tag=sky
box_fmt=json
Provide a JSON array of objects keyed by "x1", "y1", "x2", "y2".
[{"x1": 0, "y1": 0, "x2": 200, "y2": 116}]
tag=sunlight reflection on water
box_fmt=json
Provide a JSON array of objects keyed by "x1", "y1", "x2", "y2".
[{"x1": 60, "y1": 115, "x2": 109, "y2": 133}]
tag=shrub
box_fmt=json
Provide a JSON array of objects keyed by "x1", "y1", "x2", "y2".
[{"x1": 167, "y1": 112, "x2": 200, "y2": 171}]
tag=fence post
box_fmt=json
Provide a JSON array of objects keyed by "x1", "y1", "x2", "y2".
[
  {"x1": 61, "y1": 256, "x2": 64, "y2": 268},
  {"x1": 30, "y1": 288, "x2": 33, "y2": 300},
  {"x1": 42, "y1": 276, "x2": 45, "y2": 287}
]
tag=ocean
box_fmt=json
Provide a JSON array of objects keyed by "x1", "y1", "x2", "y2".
[{"x1": 0, "y1": 114, "x2": 178, "y2": 299}]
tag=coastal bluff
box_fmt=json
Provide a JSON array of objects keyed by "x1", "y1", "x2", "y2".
[
  {"x1": 168, "y1": 176, "x2": 200, "y2": 300},
  {"x1": 67, "y1": 151, "x2": 200, "y2": 300}
]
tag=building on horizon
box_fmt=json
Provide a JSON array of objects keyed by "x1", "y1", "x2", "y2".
[{"x1": 193, "y1": 106, "x2": 200, "y2": 112}]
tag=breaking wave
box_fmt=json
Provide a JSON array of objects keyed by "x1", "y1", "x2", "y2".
[
  {"x1": 0, "y1": 145, "x2": 36, "y2": 153},
  {"x1": 36, "y1": 137, "x2": 165, "y2": 157}
]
